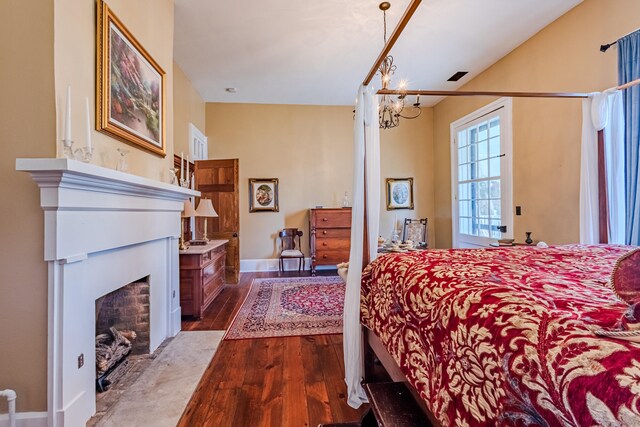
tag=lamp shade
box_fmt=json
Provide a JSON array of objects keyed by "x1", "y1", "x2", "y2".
[
  {"x1": 195, "y1": 198, "x2": 218, "y2": 217},
  {"x1": 182, "y1": 200, "x2": 197, "y2": 218}
]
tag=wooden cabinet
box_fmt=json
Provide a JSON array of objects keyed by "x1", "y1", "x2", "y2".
[
  {"x1": 309, "y1": 208, "x2": 351, "y2": 275},
  {"x1": 179, "y1": 240, "x2": 227, "y2": 319}
]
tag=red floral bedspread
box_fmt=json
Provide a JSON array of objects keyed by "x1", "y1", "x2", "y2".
[{"x1": 360, "y1": 244, "x2": 640, "y2": 426}]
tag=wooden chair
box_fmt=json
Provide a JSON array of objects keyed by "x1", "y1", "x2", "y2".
[
  {"x1": 402, "y1": 218, "x2": 428, "y2": 247},
  {"x1": 278, "y1": 228, "x2": 305, "y2": 272}
]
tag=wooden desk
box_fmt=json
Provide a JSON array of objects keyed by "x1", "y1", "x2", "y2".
[{"x1": 179, "y1": 240, "x2": 228, "y2": 319}]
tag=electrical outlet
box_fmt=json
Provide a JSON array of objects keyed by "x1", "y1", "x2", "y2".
[
  {"x1": 516, "y1": 206, "x2": 522, "y2": 216},
  {"x1": 78, "y1": 353, "x2": 84, "y2": 369}
]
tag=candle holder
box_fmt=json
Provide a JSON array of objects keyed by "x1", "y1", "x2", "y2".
[
  {"x1": 62, "y1": 140, "x2": 75, "y2": 160},
  {"x1": 74, "y1": 146, "x2": 93, "y2": 163},
  {"x1": 116, "y1": 148, "x2": 129, "y2": 172},
  {"x1": 180, "y1": 176, "x2": 190, "y2": 188}
]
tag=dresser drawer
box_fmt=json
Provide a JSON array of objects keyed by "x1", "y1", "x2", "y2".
[
  {"x1": 316, "y1": 228, "x2": 351, "y2": 239},
  {"x1": 315, "y1": 236, "x2": 350, "y2": 251},
  {"x1": 313, "y1": 210, "x2": 351, "y2": 228},
  {"x1": 203, "y1": 270, "x2": 224, "y2": 306},
  {"x1": 314, "y1": 248, "x2": 350, "y2": 265}
]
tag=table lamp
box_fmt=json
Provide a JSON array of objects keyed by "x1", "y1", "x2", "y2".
[
  {"x1": 180, "y1": 200, "x2": 197, "y2": 250},
  {"x1": 195, "y1": 198, "x2": 218, "y2": 242}
]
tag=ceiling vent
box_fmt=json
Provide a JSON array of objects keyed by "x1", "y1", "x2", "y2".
[{"x1": 447, "y1": 71, "x2": 468, "y2": 82}]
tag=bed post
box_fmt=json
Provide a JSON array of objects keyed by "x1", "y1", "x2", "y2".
[{"x1": 597, "y1": 129, "x2": 609, "y2": 244}]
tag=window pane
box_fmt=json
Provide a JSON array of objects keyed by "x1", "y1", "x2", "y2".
[
  {"x1": 469, "y1": 128, "x2": 477, "y2": 145},
  {"x1": 459, "y1": 145, "x2": 468, "y2": 164},
  {"x1": 489, "y1": 119, "x2": 500, "y2": 137},
  {"x1": 490, "y1": 199, "x2": 501, "y2": 218},
  {"x1": 477, "y1": 160, "x2": 489, "y2": 179},
  {"x1": 478, "y1": 218, "x2": 490, "y2": 237},
  {"x1": 459, "y1": 164, "x2": 468, "y2": 181},
  {"x1": 478, "y1": 123, "x2": 488, "y2": 141},
  {"x1": 490, "y1": 180, "x2": 501, "y2": 198},
  {"x1": 459, "y1": 200, "x2": 470, "y2": 217},
  {"x1": 459, "y1": 183, "x2": 469, "y2": 200},
  {"x1": 478, "y1": 139, "x2": 488, "y2": 160},
  {"x1": 478, "y1": 200, "x2": 489, "y2": 217},
  {"x1": 458, "y1": 130, "x2": 468, "y2": 147},
  {"x1": 489, "y1": 137, "x2": 500, "y2": 158},
  {"x1": 478, "y1": 181, "x2": 489, "y2": 199},
  {"x1": 468, "y1": 142, "x2": 477, "y2": 162},
  {"x1": 460, "y1": 217, "x2": 470, "y2": 235},
  {"x1": 489, "y1": 157, "x2": 500, "y2": 177}
]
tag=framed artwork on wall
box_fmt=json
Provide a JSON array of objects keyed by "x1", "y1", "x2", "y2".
[
  {"x1": 249, "y1": 178, "x2": 279, "y2": 212},
  {"x1": 386, "y1": 177, "x2": 414, "y2": 210},
  {"x1": 96, "y1": 0, "x2": 166, "y2": 157}
]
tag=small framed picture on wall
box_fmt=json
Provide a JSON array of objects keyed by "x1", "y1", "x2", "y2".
[
  {"x1": 386, "y1": 178, "x2": 414, "y2": 210},
  {"x1": 249, "y1": 178, "x2": 279, "y2": 212}
]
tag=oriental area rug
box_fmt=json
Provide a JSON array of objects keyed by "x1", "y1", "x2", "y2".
[{"x1": 224, "y1": 276, "x2": 345, "y2": 340}]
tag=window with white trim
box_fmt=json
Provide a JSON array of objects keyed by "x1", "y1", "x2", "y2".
[{"x1": 451, "y1": 98, "x2": 513, "y2": 248}]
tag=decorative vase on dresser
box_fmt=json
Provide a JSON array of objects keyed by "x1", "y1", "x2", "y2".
[
  {"x1": 309, "y1": 208, "x2": 352, "y2": 275},
  {"x1": 179, "y1": 240, "x2": 228, "y2": 319}
]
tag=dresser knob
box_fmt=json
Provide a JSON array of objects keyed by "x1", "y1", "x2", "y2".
[
  {"x1": 322, "y1": 217, "x2": 328, "y2": 221},
  {"x1": 322, "y1": 230, "x2": 327, "y2": 235},
  {"x1": 323, "y1": 255, "x2": 327, "y2": 259},
  {"x1": 322, "y1": 242, "x2": 327, "y2": 246}
]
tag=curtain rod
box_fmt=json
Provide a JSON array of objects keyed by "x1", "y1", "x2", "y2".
[
  {"x1": 601, "y1": 27, "x2": 640, "y2": 52},
  {"x1": 363, "y1": 0, "x2": 422, "y2": 86}
]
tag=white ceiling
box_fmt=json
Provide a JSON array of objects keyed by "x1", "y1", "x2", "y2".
[{"x1": 173, "y1": 0, "x2": 582, "y2": 107}]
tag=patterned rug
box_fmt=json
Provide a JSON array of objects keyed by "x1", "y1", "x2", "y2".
[{"x1": 224, "y1": 276, "x2": 345, "y2": 340}]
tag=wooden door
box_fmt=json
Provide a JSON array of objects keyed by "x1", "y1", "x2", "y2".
[{"x1": 194, "y1": 159, "x2": 240, "y2": 284}]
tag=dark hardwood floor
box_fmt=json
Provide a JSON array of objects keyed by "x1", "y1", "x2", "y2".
[{"x1": 178, "y1": 271, "x2": 368, "y2": 427}]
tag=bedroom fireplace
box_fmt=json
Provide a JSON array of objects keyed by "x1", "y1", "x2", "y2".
[{"x1": 17, "y1": 158, "x2": 197, "y2": 427}]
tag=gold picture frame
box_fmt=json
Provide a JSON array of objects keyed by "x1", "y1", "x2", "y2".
[
  {"x1": 386, "y1": 178, "x2": 414, "y2": 210},
  {"x1": 96, "y1": 0, "x2": 166, "y2": 157},
  {"x1": 249, "y1": 179, "x2": 279, "y2": 212}
]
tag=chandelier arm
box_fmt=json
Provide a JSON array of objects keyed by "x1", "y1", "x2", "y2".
[
  {"x1": 398, "y1": 107, "x2": 422, "y2": 120},
  {"x1": 362, "y1": 0, "x2": 422, "y2": 86}
]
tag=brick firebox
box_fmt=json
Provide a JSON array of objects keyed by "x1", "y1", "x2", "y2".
[{"x1": 95, "y1": 278, "x2": 150, "y2": 356}]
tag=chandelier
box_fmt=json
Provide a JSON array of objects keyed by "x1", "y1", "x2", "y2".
[{"x1": 377, "y1": 2, "x2": 421, "y2": 129}]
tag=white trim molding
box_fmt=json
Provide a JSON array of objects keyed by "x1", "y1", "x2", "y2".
[
  {"x1": 449, "y1": 97, "x2": 514, "y2": 248},
  {"x1": 0, "y1": 412, "x2": 47, "y2": 427}
]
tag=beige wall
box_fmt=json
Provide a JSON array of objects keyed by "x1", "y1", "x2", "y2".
[
  {"x1": 432, "y1": 0, "x2": 640, "y2": 248},
  {"x1": 54, "y1": 0, "x2": 175, "y2": 180},
  {"x1": 173, "y1": 62, "x2": 206, "y2": 156},
  {"x1": 0, "y1": 0, "x2": 56, "y2": 414},
  {"x1": 206, "y1": 103, "x2": 434, "y2": 260},
  {"x1": 0, "y1": 0, "x2": 175, "y2": 413}
]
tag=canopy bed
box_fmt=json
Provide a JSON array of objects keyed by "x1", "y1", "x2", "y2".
[{"x1": 343, "y1": 0, "x2": 640, "y2": 425}]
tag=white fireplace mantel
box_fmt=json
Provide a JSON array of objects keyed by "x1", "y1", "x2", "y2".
[{"x1": 17, "y1": 158, "x2": 199, "y2": 427}]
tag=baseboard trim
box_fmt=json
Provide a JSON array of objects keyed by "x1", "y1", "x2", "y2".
[{"x1": 0, "y1": 412, "x2": 47, "y2": 427}]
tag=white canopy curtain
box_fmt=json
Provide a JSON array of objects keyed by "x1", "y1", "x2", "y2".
[
  {"x1": 580, "y1": 89, "x2": 626, "y2": 244},
  {"x1": 343, "y1": 85, "x2": 380, "y2": 408}
]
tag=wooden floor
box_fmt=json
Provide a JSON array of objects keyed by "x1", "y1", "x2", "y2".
[{"x1": 178, "y1": 271, "x2": 368, "y2": 427}]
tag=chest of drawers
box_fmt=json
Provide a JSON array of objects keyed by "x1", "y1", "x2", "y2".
[
  {"x1": 309, "y1": 208, "x2": 351, "y2": 275},
  {"x1": 179, "y1": 240, "x2": 227, "y2": 319}
]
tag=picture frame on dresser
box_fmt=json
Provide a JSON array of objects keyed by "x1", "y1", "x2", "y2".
[
  {"x1": 96, "y1": 0, "x2": 166, "y2": 157},
  {"x1": 249, "y1": 178, "x2": 279, "y2": 212}
]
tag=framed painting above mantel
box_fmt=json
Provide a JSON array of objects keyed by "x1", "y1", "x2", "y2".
[{"x1": 96, "y1": 0, "x2": 166, "y2": 157}]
